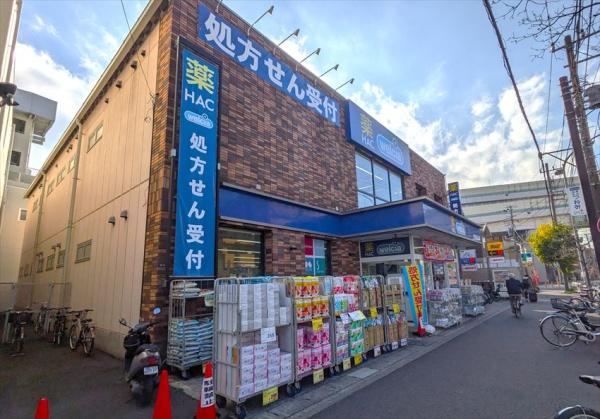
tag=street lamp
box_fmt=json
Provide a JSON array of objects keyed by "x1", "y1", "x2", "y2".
[
  {"x1": 319, "y1": 64, "x2": 339, "y2": 79},
  {"x1": 296, "y1": 47, "x2": 320, "y2": 70},
  {"x1": 247, "y1": 5, "x2": 274, "y2": 36},
  {"x1": 275, "y1": 28, "x2": 300, "y2": 53},
  {"x1": 336, "y1": 78, "x2": 354, "y2": 91}
]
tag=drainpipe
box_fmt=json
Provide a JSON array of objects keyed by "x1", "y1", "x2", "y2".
[
  {"x1": 60, "y1": 121, "x2": 83, "y2": 307},
  {"x1": 29, "y1": 170, "x2": 47, "y2": 306}
]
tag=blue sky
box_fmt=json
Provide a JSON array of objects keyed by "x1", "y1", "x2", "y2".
[{"x1": 14, "y1": 0, "x2": 600, "y2": 187}]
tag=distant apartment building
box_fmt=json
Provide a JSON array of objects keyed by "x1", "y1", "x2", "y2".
[
  {"x1": 0, "y1": 90, "x2": 56, "y2": 310},
  {"x1": 461, "y1": 178, "x2": 597, "y2": 283}
]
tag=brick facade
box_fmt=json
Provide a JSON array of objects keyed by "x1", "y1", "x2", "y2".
[{"x1": 140, "y1": 0, "x2": 447, "y2": 318}]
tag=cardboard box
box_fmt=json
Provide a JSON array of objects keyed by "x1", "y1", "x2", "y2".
[
  {"x1": 238, "y1": 384, "x2": 254, "y2": 399},
  {"x1": 254, "y1": 378, "x2": 268, "y2": 392},
  {"x1": 268, "y1": 375, "x2": 281, "y2": 388}
]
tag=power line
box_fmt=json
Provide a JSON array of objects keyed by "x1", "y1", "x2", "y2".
[
  {"x1": 483, "y1": 0, "x2": 544, "y2": 157},
  {"x1": 119, "y1": 0, "x2": 155, "y2": 106}
]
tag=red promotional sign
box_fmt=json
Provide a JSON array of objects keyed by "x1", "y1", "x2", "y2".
[{"x1": 423, "y1": 240, "x2": 454, "y2": 262}]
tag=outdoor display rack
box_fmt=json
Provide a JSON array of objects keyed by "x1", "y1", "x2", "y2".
[
  {"x1": 461, "y1": 285, "x2": 485, "y2": 317},
  {"x1": 167, "y1": 279, "x2": 214, "y2": 379},
  {"x1": 290, "y1": 276, "x2": 333, "y2": 390},
  {"x1": 427, "y1": 288, "x2": 463, "y2": 329},
  {"x1": 382, "y1": 274, "x2": 409, "y2": 350},
  {"x1": 360, "y1": 275, "x2": 386, "y2": 357},
  {"x1": 213, "y1": 277, "x2": 294, "y2": 417}
]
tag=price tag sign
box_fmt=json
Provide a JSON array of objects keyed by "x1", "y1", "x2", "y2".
[
  {"x1": 354, "y1": 354, "x2": 362, "y2": 365},
  {"x1": 340, "y1": 313, "x2": 351, "y2": 324},
  {"x1": 370, "y1": 307, "x2": 378, "y2": 318},
  {"x1": 313, "y1": 368, "x2": 324, "y2": 384},
  {"x1": 392, "y1": 304, "x2": 400, "y2": 314},
  {"x1": 262, "y1": 387, "x2": 278, "y2": 406},
  {"x1": 260, "y1": 326, "x2": 276, "y2": 343},
  {"x1": 373, "y1": 346, "x2": 381, "y2": 357},
  {"x1": 400, "y1": 338, "x2": 408, "y2": 347},
  {"x1": 391, "y1": 341, "x2": 399, "y2": 350},
  {"x1": 312, "y1": 317, "x2": 323, "y2": 331},
  {"x1": 349, "y1": 310, "x2": 366, "y2": 321},
  {"x1": 342, "y1": 358, "x2": 351, "y2": 371}
]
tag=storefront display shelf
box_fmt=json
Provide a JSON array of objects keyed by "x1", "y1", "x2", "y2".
[
  {"x1": 214, "y1": 277, "x2": 295, "y2": 412},
  {"x1": 382, "y1": 274, "x2": 409, "y2": 350},
  {"x1": 461, "y1": 285, "x2": 485, "y2": 317},
  {"x1": 167, "y1": 279, "x2": 214, "y2": 379},
  {"x1": 360, "y1": 276, "x2": 386, "y2": 356},
  {"x1": 427, "y1": 288, "x2": 463, "y2": 329}
]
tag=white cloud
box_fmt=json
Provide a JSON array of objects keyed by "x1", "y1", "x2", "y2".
[
  {"x1": 14, "y1": 42, "x2": 95, "y2": 169},
  {"x1": 409, "y1": 63, "x2": 447, "y2": 105},
  {"x1": 278, "y1": 34, "x2": 320, "y2": 75},
  {"x1": 31, "y1": 15, "x2": 58, "y2": 38},
  {"x1": 351, "y1": 75, "x2": 554, "y2": 188}
]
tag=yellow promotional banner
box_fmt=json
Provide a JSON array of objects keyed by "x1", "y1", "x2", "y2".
[{"x1": 402, "y1": 264, "x2": 427, "y2": 325}]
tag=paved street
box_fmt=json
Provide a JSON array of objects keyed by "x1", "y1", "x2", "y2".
[
  {"x1": 0, "y1": 336, "x2": 197, "y2": 419},
  {"x1": 315, "y1": 295, "x2": 600, "y2": 419}
]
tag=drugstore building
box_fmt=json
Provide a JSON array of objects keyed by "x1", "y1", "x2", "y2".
[{"x1": 17, "y1": 0, "x2": 481, "y2": 356}]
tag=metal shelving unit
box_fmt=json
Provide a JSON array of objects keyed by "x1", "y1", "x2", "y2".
[
  {"x1": 360, "y1": 275, "x2": 385, "y2": 357},
  {"x1": 167, "y1": 279, "x2": 214, "y2": 379},
  {"x1": 383, "y1": 274, "x2": 408, "y2": 350}
]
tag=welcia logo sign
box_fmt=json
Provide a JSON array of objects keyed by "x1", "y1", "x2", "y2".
[
  {"x1": 184, "y1": 111, "x2": 214, "y2": 129},
  {"x1": 347, "y1": 100, "x2": 412, "y2": 175}
]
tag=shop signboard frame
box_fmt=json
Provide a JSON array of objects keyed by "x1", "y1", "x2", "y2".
[
  {"x1": 173, "y1": 46, "x2": 220, "y2": 277},
  {"x1": 486, "y1": 241, "x2": 504, "y2": 257},
  {"x1": 359, "y1": 237, "x2": 410, "y2": 258},
  {"x1": 197, "y1": 3, "x2": 340, "y2": 127}
]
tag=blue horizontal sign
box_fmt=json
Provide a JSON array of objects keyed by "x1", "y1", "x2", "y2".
[
  {"x1": 360, "y1": 237, "x2": 410, "y2": 258},
  {"x1": 346, "y1": 100, "x2": 412, "y2": 175},
  {"x1": 173, "y1": 49, "x2": 219, "y2": 277},
  {"x1": 198, "y1": 3, "x2": 339, "y2": 126}
]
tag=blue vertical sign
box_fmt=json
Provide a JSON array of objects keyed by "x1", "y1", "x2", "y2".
[
  {"x1": 447, "y1": 181, "x2": 462, "y2": 215},
  {"x1": 173, "y1": 49, "x2": 219, "y2": 277}
]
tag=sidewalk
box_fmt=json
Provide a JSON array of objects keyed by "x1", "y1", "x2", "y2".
[{"x1": 171, "y1": 302, "x2": 509, "y2": 419}]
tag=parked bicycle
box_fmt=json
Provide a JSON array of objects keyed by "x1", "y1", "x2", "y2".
[
  {"x1": 539, "y1": 298, "x2": 600, "y2": 347},
  {"x1": 33, "y1": 302, "x2": 49, "y2": 336},
  {"x1": 68, "y1": 309, "x2": 95, "y2": 356},
  {"x1": 555, "y1": 371, "x2": 600, "y2": 418},
  {"x1": 9, "y1": 309, "x2": 33, "y2": 356},
  {"x1": 51, "y1": 306, "x2": 71, "y2": 345}
]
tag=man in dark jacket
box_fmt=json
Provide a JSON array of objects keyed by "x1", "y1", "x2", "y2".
[{"x1": 506, "y1": 274, "x2": 523, "y2": 314}]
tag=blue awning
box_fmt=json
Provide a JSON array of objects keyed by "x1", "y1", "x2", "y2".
[{"x1": 218, "y1": 184, "x2": 481, "y2": 245}]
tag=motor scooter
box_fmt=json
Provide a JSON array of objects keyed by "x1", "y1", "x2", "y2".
[{"x1": 119, "y1": 307, "x2": 162, "y2": 406}]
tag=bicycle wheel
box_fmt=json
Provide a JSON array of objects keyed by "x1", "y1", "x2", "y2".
[
  {"x1": 555, "y1": 405, "x2": 600, "y2": 419},
  {"x1": 68, "y1": 325, "x2": 78, "y2": 351},
  {"x1": 540, "y1": 315, "x2": 578, "y2": 347},
  {"x1": 12, "y1": 327, "x2": 23, "y2": 354},
  {"x1": 82, "y1": 327, "x2": 94, "y2": 356}
]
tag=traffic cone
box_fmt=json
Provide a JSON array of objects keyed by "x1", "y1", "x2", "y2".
[
  {"x1": 417, "y1": 317, "x2": 427, "y2": 337},
  {"x1": 195, "y1": 362, "x2": 216, "y2": 419},
  {"x1": 34, "y1": 398, "x2": 49, "y2": 419},
  {"x1": 152, "y1": 370, "x2": 173, "y2": 419}
]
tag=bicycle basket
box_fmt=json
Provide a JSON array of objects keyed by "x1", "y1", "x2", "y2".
[{"x1": 550, "y1": 298, "x2": 573, "y2": 311}]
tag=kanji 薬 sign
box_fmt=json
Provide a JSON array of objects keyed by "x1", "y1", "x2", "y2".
[
  {"x1": 198, "y1": 3, "x2": 339, "y2": 126},
  {"x1": 173, "y1": 49, "x2": 219, "y2": 277}
]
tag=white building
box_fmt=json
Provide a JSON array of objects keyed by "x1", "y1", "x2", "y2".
[{"x1": 0, "y1": 89, "x2": 56, "y2": 310}]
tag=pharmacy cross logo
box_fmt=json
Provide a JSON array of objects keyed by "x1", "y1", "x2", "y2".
[{"x1": 185, "y1": 57, "x2": 215, "y2": 94}]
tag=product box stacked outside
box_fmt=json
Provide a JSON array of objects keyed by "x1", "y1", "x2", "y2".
[
  {"x1": 383, "y1": 282, "x2": 408, "y2": 347},
  {"x1": 214, "y1": 279, "x2": 293, "y2": 402},
  {"x1": 293, "y1": 277, "x2": 333, "y2": 377},
  {"x1": 361, "y1": 277, "x2": 385, "y2": 351},
  {"x1": 332, "y1": 276, "x2": 365, "y2": 363}
]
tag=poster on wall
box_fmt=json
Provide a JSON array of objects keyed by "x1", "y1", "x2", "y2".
[
  {"x1": 423, "y1": 240, "x2": 455, "y2": 262},
  {"x1": 173, "y1": 48, "x2": 219, "y2": 277},
  {"x1": 459, "y1": 249, "x2": 478, "y2": 272},
  {"x1": 402, "y1": 264, "x2": 428, "y2": 326},
  {"x1": 305, "y1": 238, "x2": 327, "y2": 275}
]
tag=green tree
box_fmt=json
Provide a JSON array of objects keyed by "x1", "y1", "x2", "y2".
[{"x1": 529, "y1": 223, "x2": 578, "y2": 291}]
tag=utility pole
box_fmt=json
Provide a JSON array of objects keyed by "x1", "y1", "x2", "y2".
[
  {"x1": 505, "y1": 205, "x2": 525, "y2": 278},
  {"x1": 543, "y1": 163, "x2": 558, "y2": 223},
  {"x1": 559, "y1": 75, "x2": 600, "y2": 274}
]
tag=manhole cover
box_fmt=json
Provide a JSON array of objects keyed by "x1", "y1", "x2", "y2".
[{"x1": 348, "y1": 367, "x2": 378, "y2": 379}]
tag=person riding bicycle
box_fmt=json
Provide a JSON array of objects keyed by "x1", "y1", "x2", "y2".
[
  {"x1": 522, "y1": 275, "x2": 531, "y2": 299},
  {"x1": 506, "y1": 274, "x2": 523, "y2": 314}
]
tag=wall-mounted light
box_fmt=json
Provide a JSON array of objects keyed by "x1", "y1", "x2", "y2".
[
  {"x1": 319, "y1": 64, "x2": 339, "y2": 79},
  {"x1": 274, "y1": 28, "x2": 299, "y2": 53},
  {"x1": 130, "y1": 60, "x2": 138, "y2": 70},
  {"x1": 247, "y1": 5, "x2": 274, "y2": 36},
  {"x1": 108, "y1": 216, "x2": 116, "y2": 225},
  {"x1": 336, "y1": 78, "x2": 354, "y2": 91},
  {"x1": 140, "y1": 49, "x2": 146, "y2": 57},
  {"x1": 296, "y1": 48, "x2": 320, "y2": 71},
  {"x1": 104, "y1": 97, "x2": 109, "y2": 104},
  {"x1": 116, "y1": 80, "x2": 123, "y2": 89},
  {"x1": 120, "y1": 210, "x2": 128, "y2": 220}
]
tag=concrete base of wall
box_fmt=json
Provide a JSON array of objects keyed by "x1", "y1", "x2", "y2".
[{"x1": 94, "y1": 327, "x2": 126, "y2": 359}]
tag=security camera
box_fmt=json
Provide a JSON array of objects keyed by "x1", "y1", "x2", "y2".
[{"x1": 0, "y1": 82, "x2": 19, "y2": 107}]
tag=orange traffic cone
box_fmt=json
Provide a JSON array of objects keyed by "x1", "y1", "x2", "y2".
[
  {"x1": 34, "y1": 398, "x2": 49, "y2": 419},
  {"x1": 195, "y1": 362, "x2": 216, "y2": 419},
  {"x1": 417, "y1": 317, "x2": 427, "y2": 337},
  {"x1": 152, "y1": 370, "x2": 173, "y2": 419}
]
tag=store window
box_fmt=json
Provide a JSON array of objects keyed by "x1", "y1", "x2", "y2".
[
  {"x1": 33, "y1": 199, "x2": 39, "y2": 213},
  {"x1": 304, "y1": 237, "x2": 330, "y2": 275},
  {"x1": 18, "y1": 208, "x2": 27, "y2": 221},
  {"x1": 57, "y1": 167, "x2": 66, "y2": 185},
  {"x1": 217, "y1": 228, "x2": 263, "y2": 277},
  {"x1": 355, "y1": 152, "x2": 404, "y2": 208},
  {"x1": 56, "y1": 249, "x2": 66, "y2": 268},
  {"x1": 88, "y1": 122, "x2": 103, "y2": 151},
  {"x1": 36, "y1": 255, "x2": 44, "y2": 273},
  {"x1": 47, "y1": 179, "x2": 55, "y2": 196},
  {"x1": 68, "y1": 156, "x2": 76, "y2": 172},
  {"x1": 10, "y1": 150, "x2": 21, "y2": 166},
  {"x1": 75, "y1": 240, "x2": 92, "y2": 263},
  {"x1": 13, "y1": 118, "x2": 26, "y2": 134}
]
